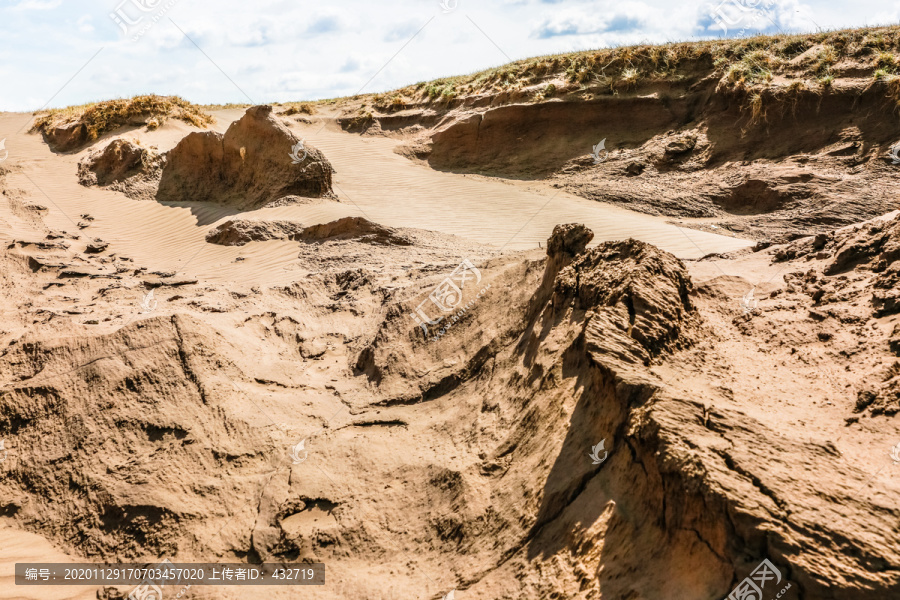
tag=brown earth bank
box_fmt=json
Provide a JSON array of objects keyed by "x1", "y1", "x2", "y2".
[
  {"x1": 73, "y1": 104, "x2": 335, "y2": 209},
  {"x1": 356, "y1": 83, "x2": 900, "y2": 243},
  {"x1": 156, "y1": 105, "x2": 334, "y2": 209},
  {"x1": 323, "y1": 27, "x2": 900, "y2": 245},
  {"x1": 206, "y1": 217, "x2": 414, "y2": 247}
]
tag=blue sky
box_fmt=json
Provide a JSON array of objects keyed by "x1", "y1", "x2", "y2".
[{"x1": 0, "y1": 0, "x2": 898, "y2": 111}]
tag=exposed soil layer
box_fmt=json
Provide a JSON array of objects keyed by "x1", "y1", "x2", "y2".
[
  {"x1": 77, "y1": 139, "x2": 163, "y2": 201},
  {"x1": 78, "y1": 139, "x2": 149, "y2": 186},
  {"x1": 156, "y1": 105, "x2": 334, "y2": 209},
  {"x1": 325, "y1": 31, "x2": 900, "y2": 244},
  {"x1": 206, "y1": 217, "x2": 414, "y2": 247},
  {"x1": 400, "y1": 83, "x2": 900, "y2": 244}
]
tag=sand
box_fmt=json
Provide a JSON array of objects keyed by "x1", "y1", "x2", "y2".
[
  {"x1": 0, "y1": 109, "x2": 748, "y2": 291},
  {"x1": 1, "y1": 101, "x2": 897, "y2": 600}
]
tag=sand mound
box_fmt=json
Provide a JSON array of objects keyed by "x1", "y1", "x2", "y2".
[
  {"x1": 206, "y1": 216, "x2": 413, "y2": 246},
  {"x1": 205, "y1": 219, "x2": 307, "y2": 246},
  {"x1": 545, "y1": 222, "x2": 594, "y2": 259},
  {"x1": 39, "y1": 121, "x2": 90, "y2": 153},
  {"x1": 300, "y1": 216, "x2": 411, "y2": 245},
  {"x1": 32, "y1": 95, "x2": 212, "y2": 153},
  {"x1": 156, "y1": 105, "x2": 334, "y2": 209},
  {"x1": 76, "y1": 139, "x2": 163, "y2": 202},
  {"x1": 355, "y1": 224, "x2": 695, "y2": 402},
  {"x1": 78, "y1": 139, "x2": 149, "y2": 186},
  {"x1": 557, "y1": 237, "x2": 699, "y2": 369}
]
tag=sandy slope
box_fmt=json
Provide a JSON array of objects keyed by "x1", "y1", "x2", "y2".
[
  {"x1": 284, "y1": 114, "x2": 752, "y2": 256},
  {"x1": 0, "y1": 525, "x2": 97, "y2": 600},
  {"x1": 0, "y1": 109, "x2": 749, "y2": 292},
  {"x1": 1, "y1": 106, "x2": 898, "y2": 600}
]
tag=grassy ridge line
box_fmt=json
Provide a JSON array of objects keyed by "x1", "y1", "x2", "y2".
[
  {"x1": 26, "y1": 26, "x2": 900, "y2": 131},
  {"x1": 31, "y1": 95, "x2": 213, "y2": 141},
  {"x1": 298, "y1": 25, "x2": 890, "y2": 115}
]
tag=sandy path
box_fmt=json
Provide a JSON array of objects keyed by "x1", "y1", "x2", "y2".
[
  {"x1": 0, "y1": 109, "x2": 750, "y2": 290},
  {"x1": 0, "y1": 525, "x2": 98, "y2": 600}
]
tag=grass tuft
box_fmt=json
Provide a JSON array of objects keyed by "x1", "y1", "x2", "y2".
[
  {"x1": 32, "y1": 95, "x2": 212, "y2": 141},
  {"x1": 281, "y1": 102, "x2": 316, "y2": 116}
]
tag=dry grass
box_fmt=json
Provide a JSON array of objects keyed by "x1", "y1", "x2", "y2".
[
  {"x1": 347, "y1": 109, "x2": 374, "y2": 129},
  {"x1": 882, "y1": 74, "x2": 900, "y2": 104},
  {"x1": 372, "y1": 94, "x2": 411, "y2": 111},
  {"x1": 279, "y1": 102, "x2": 317, "y2": 116},
  {"x1": 725, "y1": 50, "x2": 777, "y2": 86},
  {"x1": 533, "y1": 83, "x2": 558, "y2": 101},
  {"x1": 199, "y1": 102, "x2": 251, "y2": 111},
  {"x1": 32, "y1": 95, "x2": 213, "y2": 140},
  {"x1": 748, "y1": 92, "x2": 766, "y2": 123},
  {"x1": 335, "y1": 25, "x2": 900, "y2": 110}
]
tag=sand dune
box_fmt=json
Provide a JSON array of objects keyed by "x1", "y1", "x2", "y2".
[
  {"x1": 0, "y1": 109, "x2": 749, "y2": 295},
  {"x1": 2, "y1": 57, "x2": 898, "y2": 599}
]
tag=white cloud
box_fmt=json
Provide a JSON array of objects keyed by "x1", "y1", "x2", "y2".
[
  {"x1": 76, "y1": 15, "x2": 94, "y2": 34},
  {"x1": 0, "y1": 0, "x2": 890, "y2": 111},
  {"x1": 696, "y1": 0, "x2": 815, "y2": 38},
  {"x1": 11, "y1": 0, "x2": 62, "y2": 10},
  {"x1": 873, "y1": 1, "x2": 900, "y2": 24},
  {"x1": 532, "y1": 2, "x2": 654, "y2": 38}
]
